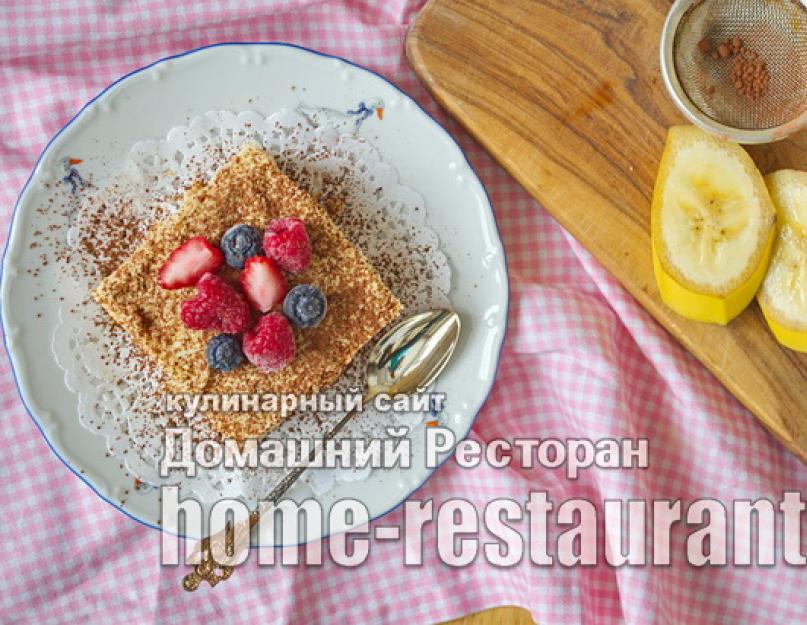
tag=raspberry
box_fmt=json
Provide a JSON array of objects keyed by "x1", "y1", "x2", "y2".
[
  {"x1": 180, "y1": 273, "x2": 251, "y2": 333},
  {"x1": 243, "y1": 312, "x2": 296, "y2": 373},
  {"x1": 263, "y1": 217, "x2": 311, "y2": 274}
]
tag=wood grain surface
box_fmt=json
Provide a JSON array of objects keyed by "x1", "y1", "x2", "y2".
[
  {"x1": 441, "y1": 606, "x2": 536, "y2": 625},
  {"x1": 406, "y1": 0, "x2": 807, "y2": 463}
]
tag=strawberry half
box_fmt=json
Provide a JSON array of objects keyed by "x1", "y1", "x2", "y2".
[
  {"x1": 158, "y1": 236, "x2": 224, "y2": 290},
  {"x1": 239, "y1": 256, "x2": 289, "y2": 313}
]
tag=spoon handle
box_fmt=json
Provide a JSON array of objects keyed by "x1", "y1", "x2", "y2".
[{"x1": 182, "y1": 405, "x2": 361, "y2": 591}]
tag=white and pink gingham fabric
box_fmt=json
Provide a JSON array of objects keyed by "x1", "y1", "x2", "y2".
[{"x1": 1, "y1": 2, "x2": 805, "y2": 624}]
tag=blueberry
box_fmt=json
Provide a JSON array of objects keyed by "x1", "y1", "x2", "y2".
[
  {"x1": 206, "y1": 334, "x2": 245, "y2": 372},
  {"x1": 283, "y1": 284, "x2": 327, "y2": 328},
  {"x1": 220, "y1": 224, "x2": 262, "y2": 269}
]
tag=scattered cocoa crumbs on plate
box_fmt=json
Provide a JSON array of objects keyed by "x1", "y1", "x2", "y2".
[{"x1": 46, "y1": 114, "x2": 450, "y2": 500}]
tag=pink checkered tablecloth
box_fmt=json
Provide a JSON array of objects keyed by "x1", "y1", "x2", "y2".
[{"x1": 1, "y1": 2, "x2": 806, "y2": 624}]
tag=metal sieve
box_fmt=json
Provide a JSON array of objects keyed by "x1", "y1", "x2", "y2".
[{"x1": 661, "y1": 0, "x2": 807, "y2": 144}]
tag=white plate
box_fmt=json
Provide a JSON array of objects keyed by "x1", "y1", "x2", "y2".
[{"x1": 1, "y1": 43, "x2": 508, "y2": 541}]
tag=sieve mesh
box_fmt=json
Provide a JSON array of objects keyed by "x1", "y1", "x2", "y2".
[{"x1": 673, "y1": 0, "x2": 807, "y2": 131}]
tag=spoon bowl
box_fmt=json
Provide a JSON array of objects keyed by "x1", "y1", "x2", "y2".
[{"x1": 366, "y1": 308, "x2": 461, "y2": 399}]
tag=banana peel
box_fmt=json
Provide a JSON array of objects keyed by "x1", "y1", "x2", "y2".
[{"x1": 653, "y1": 229, "x2": 776, "y2": 325}]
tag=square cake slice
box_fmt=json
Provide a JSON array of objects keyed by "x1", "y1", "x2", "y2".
[{"x1": 94, "y1": 145, "x2": 402, "y2": 439}]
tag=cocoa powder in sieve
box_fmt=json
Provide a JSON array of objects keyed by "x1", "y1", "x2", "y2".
[{"x1": 698, "y1": 36, "x2": 770, "y2": 100}]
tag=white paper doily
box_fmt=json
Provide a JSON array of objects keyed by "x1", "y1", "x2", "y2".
[{"x1": 52, "y1": 109, "x2": 451, "y2": 505}]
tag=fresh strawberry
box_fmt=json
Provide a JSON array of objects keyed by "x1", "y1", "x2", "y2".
[
  {"x1": 263, "y1": 217, "x2": 311, "y2": 274},
  {"x1": 180, "y1": 273, "x2": 251, "y2": 333},
  {"x1": 243, "y1": 312, "x2": 296, "y2": 373},
  {"x1": 158, "y1": 236, "x2": 224, "y2": 290},
  {"x1": 240, "y1": 256, "x2": 288, "y2": 313}
]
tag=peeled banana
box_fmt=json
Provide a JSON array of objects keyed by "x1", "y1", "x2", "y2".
[
  {"x1": 757, "y1": 170, "x2": 807, "y2": 351},
  {"x1": 651, "y1": 126, "x2": 777, "y2": 325}
]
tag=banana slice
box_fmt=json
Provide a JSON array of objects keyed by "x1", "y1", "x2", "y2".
[
  {"x1": 651, "y1": 126, "x2": 777, "y2": 325},
  {"x1": 758, "y1": 170, "x2": 807, "y2": 351}
]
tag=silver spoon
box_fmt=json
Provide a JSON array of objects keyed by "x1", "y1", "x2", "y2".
[{"x1": 183, "y1": 308, "x2": 461, "y2": 590}]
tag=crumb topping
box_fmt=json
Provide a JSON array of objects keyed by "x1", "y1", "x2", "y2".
[{"x1": 94, "y1": 145, "x2": 402, "y2": 439}]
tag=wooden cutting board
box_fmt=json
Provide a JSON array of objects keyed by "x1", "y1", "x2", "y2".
[{"x1": 406, "y1": 0, "x2": 807, "y2": 463}]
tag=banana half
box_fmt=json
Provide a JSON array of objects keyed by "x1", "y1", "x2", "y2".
[
  {"x1": 651, "y1": 126, "x2": 777, "y2": 325},
  {"x1": 758, "y1": 170, "x2": 807, "y2": 351}
]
